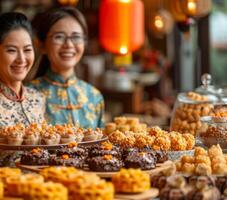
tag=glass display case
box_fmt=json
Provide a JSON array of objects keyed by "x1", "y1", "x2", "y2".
[
  {"x1": 198, "y1": 115, "x2": 227, "y2": 149},
  {"x1": 170, "y1": 74, "x2": 226, "y2": 136}
]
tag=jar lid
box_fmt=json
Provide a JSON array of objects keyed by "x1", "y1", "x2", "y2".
[
  {"x1": 178, "y1": 74, "x2": 227, "y2": 104},
  {"x1": 178, "y1": 92, "x2": 218, "y2": 104},
  {"x1": 200, "y1": 116, "x2": 227, "y2": 124},
  {"x1": 195, "y1": 73, "x2": 223, "y2": 96}
]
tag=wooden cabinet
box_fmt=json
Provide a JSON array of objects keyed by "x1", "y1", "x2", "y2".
[{"x1": 100, "y1": 86, "x2": 143, "y2": 114}]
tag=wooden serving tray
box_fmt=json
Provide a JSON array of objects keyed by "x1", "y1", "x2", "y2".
[
  {"x1": 15, "y1": 163, "x2": 47, "y2": 173},
  {"x1": 3, "y1": 189, "x2": 158, "y2": 200},
  {"x1": 114, "y1": 188, "x2": 159, "y2": 200},
  {"x1": 16, "y1": 160, "x2": 173, "y2": 177},
  {"x1": 86, "y1": 161, "x2": 173, "y2": 178}
]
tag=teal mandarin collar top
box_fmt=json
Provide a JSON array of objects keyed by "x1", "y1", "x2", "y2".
[
  {"x1": 28, "y1": 69, "x2": 105, "y2": 129},
  {"x1": 45, "y1": 69, "x2": 77, "y2": 84}
]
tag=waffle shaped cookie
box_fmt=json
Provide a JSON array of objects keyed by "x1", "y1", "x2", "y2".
[
  {"x1": 0, "y1": 181, "x2": 3, "y2": 199},
  {"x1": 112, "y1": 168, "x2": 150, "y2": 193},
  {"x1": 0, "y1": 167, "x2": 21, "y2": 182},
  {"x1": 68, "y1": 174, "x2": 114, "y2": 200},
  {"x1": 6, "y1": 173, "x2": 44, "y2": 197},
  {"x1": 40, "y1": 166, "x2": 81, "y2": 182},
  {"x1": 41, "y1": 167, "x2": 114, "y2": 200},
  {"x1": 26, "y1": 181, "x2": 68, "y2": 200}
]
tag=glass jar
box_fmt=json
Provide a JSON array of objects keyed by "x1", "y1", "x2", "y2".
[
  {"x1": 198, "y1": 116, "x2": 227, "y2": 149},
  {"x1": 170, "y1": 74, "x2": 226, "y2": 136}
]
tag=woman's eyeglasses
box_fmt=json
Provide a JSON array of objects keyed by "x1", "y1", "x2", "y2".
[{"x1": 50, "y1": 33, "x2": 87, "y2": 45}]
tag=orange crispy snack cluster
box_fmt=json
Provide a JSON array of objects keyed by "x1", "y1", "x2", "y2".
[
  {"x1": 0, "y1": 166, "x2": 115, "y2": 200},
  {"x1": 108, "y1": 121, "x2": 195, "y2": 151},
  {"x1": 176, "y1": 144, "x2": 227, "y2": 175},
  {"x1": 0, "y1": 167, "x2": 22, "y2": 196},
  {"x1": 5, "y1": 173, "x2": 67, "y2": 200},
  {"x1": 112, "y1": 168, "x2": 150, "y2": 193},
  {"x1": 211, "y1": 111, "x2": 227, "y2": 118},
  {"x1": 40, "y1": 166, "x2": 114, "y2": 200},
  {"x1": 6, "y1": 173, "x2": 44, "y2": 197},
  {"x1": 0, "y1": 182, "x2": 3, "y2": 199},
  {"x1": 40, "y1": 167, "x2": 81, "y2": 183},
  {"x1": 187, "y1": 92, "x2": 208, "y2": 101},
  {"x1": 210, "y1": 108, "x2": 227, "y2": 123},
  {"x1": 152, "y1": 135, "x2": 171, "y2": 151},
  {"x1": 26, "y1": 181, "x2": 68, "y2": 200},
  {"x1": 0, "y1": 167, "x2": 21, "y2": 183},
  {"x1": 171, "y1": 92, "x2": 213, "y2": 135}
]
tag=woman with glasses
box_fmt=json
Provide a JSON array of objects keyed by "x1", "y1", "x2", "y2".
[{"x1": 29, "y1": 7, "x2": 105, "y2": 129}]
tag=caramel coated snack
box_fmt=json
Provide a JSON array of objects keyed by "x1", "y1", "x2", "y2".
[
  {"x1": 171, "y1": 92, "x2": 213, "y2": 135},
  {"x1": 105, "y1": 116, "x2": 142, "y2": 135},
  {"x1": 104, "y1": 123, "x2": 116, "y2": 135},
  {"x1": 116, "y1": 124, "x2": 130, "y2": 132},
  {"x1": 6, "y1": 174, "x2": 44, "y2": 197},
  {"x1": 169, "y1": 132, "x2": 187, "y2": 151},
  {"x1": 181, "y1": 163, "x2": 195, "y2": 174},
  {"x1": 181, "y1": 155, "x2": 195, "y2": 164},
  {"x1": 0, "y1": 168, "x2": 21, "y2": 183},
  {"x1": 0, "y1": 182, "x2": 3, "y2": 199},
  {"x1": 176, "y1": 144, "x2": 227, "y2": 175},
  {"x1": 194, "y1": 147, "x2": 207, "y2": 157},
  {"x1": 182, "y1": 133, "x2": 195, "y2": 150},
  {"x1": 114, "y1": 116, "x2": 127, "y2": 125},
  {"x1": 195, "y1": 163, "x2": 212, "y2": 175},
  {"x1": 212, "y1": 163, "x2": 227, "y2": 175},
  {"x1": 40, "y1": 166, "x2": 81, "y2": 183},
  {"x1": 68, "y1": 175, "x2": 114, "y2": 200},
  {"x1": 152, "y1": 135, "x2": 171, "y2": 151},
  {"x1": 112, "y1": 168, "x2": 150, "y2": 193},
  {"x1": 26, "y1": 181, "x2": 68, "y2": 200},
  {"x1": 126, "y1": 117, "x2": 139, "y2": 126}
]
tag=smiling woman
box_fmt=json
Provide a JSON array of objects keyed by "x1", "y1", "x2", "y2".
[
  {"x1": 0, "y1": 12, "x2": 45, "y2": 127},
  {"x1": 0, "y1": 12, "x2": 45, "y2": 166},
  {"x1": 28, "y1": 7, "x2": 105, "y2": 129}
]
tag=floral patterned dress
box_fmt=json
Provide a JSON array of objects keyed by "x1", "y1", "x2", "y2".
[
  {"x1": 0, "y1": 82, "x2": 45, "y2": 166},
  {"x1": 28, "y1": 69, "x2": 105, "y2": 129},
  {"x1": 0, "y1": 83, "x2": 45, "y2": 127}
]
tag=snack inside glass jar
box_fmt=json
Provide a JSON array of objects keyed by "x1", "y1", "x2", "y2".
[
  {"x1": 170, "y1": 92, "x2": 218, "y2": 136},
  {"x1": 170, "y1": 74, "x2": 226, "y2": 136},
  {"x1": 197, "y1": 116, "x2": 227, "y2": 149}
]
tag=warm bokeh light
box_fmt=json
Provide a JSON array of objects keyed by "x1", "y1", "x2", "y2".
[
  {"x1": 119, "y1": 0, "x2": 131, "y2": 3},
  {"x1": 154, "y1": 16, "x2": 164, "y2": 29},
  {"x1": 120, "y1": 46, "x2": 128, "y2": 54},
  {"x1": 58, "y1": 0, "x2": 78, "y2": 5},
  {"x1": 150, "y1": 9, "x2": 173, "y2": 36},
  {"x1": 187, "y1": 0, "x2": 196, "y2": 14}
]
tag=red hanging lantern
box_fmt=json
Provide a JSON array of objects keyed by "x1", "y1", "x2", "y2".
[{"x1": 99, "y1": 0, "x2": 144, "y2": 55}]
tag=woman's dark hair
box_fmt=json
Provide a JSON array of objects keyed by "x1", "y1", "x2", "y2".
[
  {"x1": 33, "y1": 6, "x2": 88, "y2": 78},
  {"x1": 0, "y1": 12, "x2": 33, "y2": 44}
]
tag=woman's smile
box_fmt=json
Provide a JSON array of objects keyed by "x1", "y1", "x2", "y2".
[{"x1": 59, "y1": 51, "x2": 76, "y2": 59}]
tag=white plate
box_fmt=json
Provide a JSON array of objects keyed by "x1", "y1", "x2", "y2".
[{"x1": 0, "y1": 136, "x2": 108, "y2": 150}]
